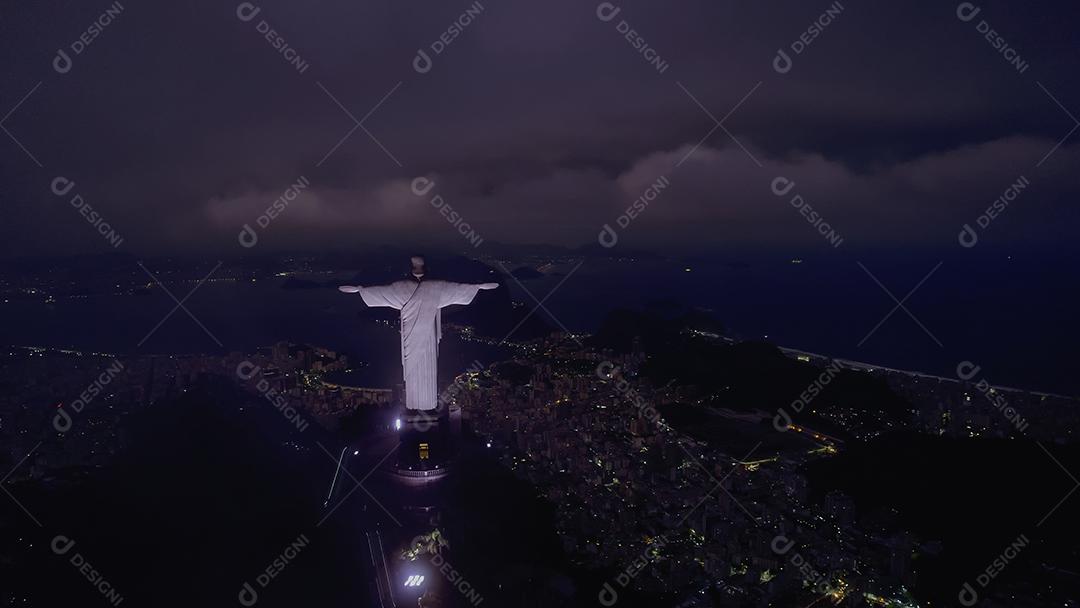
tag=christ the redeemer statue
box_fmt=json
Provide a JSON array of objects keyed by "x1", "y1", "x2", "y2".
[{"x1": 338, "y1": 256, "x2": 498, "y2": 412}]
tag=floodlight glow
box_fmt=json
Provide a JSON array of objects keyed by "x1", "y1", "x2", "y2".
[
  {"x1": 395, "y1": 418, "x2": 402, "y2": 430},
  {"x1": 404, "y1": 575, "x2": 425, "y2": 587}
]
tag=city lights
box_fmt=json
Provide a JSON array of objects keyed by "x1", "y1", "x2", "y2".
[{"x1": 404, "y1": 574, "x2": 425, "y2": 587}]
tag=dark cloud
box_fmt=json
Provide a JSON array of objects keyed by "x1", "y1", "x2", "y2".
[{"x1": 1, "y1": 0, "x2": 1078, "y2": 256}]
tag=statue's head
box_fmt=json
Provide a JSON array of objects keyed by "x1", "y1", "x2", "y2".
[{"x1": 410, "y1": 255, "x2": 426, "y2": 279}]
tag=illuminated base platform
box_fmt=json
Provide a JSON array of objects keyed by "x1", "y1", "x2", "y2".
[
  {"x1": 391, "y1": 408, "x2": 454, "y2": 482},
  {"x1": 391, "y1": 465, "x2": 450, "y2": 481}
]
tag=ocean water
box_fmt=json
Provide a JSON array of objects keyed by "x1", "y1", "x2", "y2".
[
  {"x1": 503, "y1": 252, "x2": 1079, "y2": 396},
  {"x1": 3, "y1": 251, "x2": 1076, "y2": 394}
]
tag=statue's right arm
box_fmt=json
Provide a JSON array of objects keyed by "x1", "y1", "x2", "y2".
[{"x1": 341, "y1": 283, "x2": 406, "y2": 310}]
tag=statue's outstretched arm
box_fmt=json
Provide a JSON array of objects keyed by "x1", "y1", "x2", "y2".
[
  {"x1": 338, "y1": 283, "x2": 406, "y2": 309},
  {"x1": 437, "y1": 281, "x2": 499, "y2": 308}
]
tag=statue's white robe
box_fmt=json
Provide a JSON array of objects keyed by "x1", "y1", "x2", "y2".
[{"x1": 358, "y1": 279, "x2": 486, "y2": 411}]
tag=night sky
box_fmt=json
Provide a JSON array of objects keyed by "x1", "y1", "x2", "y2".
[{"x1": 1, "y1": 0, "x2": 1079, "y2": 256}]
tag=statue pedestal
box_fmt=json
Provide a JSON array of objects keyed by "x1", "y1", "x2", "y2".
[{"x1": 393, "y1": 408, "x2": 453, "y2": 481}]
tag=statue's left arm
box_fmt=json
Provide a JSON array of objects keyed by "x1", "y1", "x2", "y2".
[{"x1": 437, "y1": 281, "x2": 499, "y2": 308}]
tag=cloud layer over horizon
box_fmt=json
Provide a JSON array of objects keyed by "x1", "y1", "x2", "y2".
[{"x1": 2, "y1": 0, "x2": 1078, "y2": 256}]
